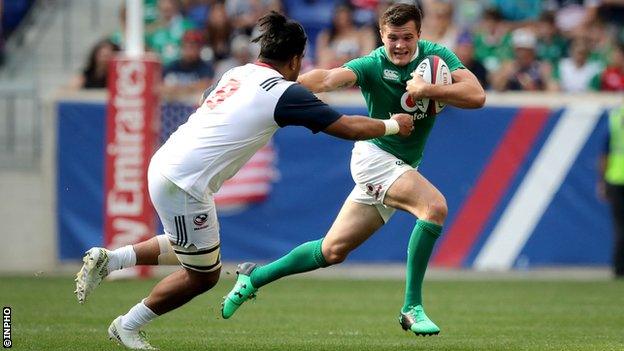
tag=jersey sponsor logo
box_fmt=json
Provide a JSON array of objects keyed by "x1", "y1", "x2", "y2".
[
  {"x1": 400, "y1": 92, "x2": 428, "y2": 120},
  {"x1": 395, "y1": 160, "x2": 405, "y2": 166},
  {"x1": 400, "y1": 91, "x2": 419, "y2": 113},
  {"x1": 383, "y1": 69, "x2": 400, "y2": 82},
  {"x1": 413, "y1": 112, "x2": 427, "y2": 120}
]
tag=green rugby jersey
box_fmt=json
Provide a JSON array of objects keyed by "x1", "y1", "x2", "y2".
[{"x1": 343, "y1": 40, "x2": 465, "y2": 167}]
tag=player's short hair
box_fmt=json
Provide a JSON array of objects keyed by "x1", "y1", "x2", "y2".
[
  {"x1": 252, "y1": 11, "x2": 307, "y2": 63},
  {"x1": 379, "y1": 3, "x2": 423, "y2": 32}
]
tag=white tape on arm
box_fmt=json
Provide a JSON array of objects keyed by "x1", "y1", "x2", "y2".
[{"x1": 383, "y1": 119, "x2": 400, "y2": 136}]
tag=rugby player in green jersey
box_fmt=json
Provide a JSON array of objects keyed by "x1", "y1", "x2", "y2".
[{"x1": 222, "y1": 3, "x2": 485, "y2": 336}]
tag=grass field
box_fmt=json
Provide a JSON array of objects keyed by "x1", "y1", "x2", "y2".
[{"x1": 1, "y1": 275, "x2": 623, "y2": 351}]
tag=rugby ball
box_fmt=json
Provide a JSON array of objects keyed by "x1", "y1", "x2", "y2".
[{"x1": 412, "y1": 55, "x2": 451, "y2": 115}]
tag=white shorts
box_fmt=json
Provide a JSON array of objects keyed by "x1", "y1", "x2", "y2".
[
  {"x1": 148, "y1": 165, "x2": 220, "y2": 252},
  {"x1": 347, "y1": 141, "x2": 414, "y2": 222}
]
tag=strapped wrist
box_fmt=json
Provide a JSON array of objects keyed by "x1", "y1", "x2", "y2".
[{"x1": 383, "y1": 119, "x2": 400, "y2": 136}]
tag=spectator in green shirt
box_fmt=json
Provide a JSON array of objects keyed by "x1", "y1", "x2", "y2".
[
  {"x1": 535, "y1": 11, "x2": 569, "y2": 68},
  {"x1": 472, "y1": 8, "x2": 513, "y2": 73},
  {"x1": 147, "y1": 0, "x2": 196, "y2": 66}
]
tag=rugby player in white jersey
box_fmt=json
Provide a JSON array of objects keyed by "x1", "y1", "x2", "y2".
[{"x1": 74, "y1": 11, "x2": 413, "y2": 350}]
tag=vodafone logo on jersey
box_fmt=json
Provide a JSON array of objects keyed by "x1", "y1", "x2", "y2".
[
  {"x1": 104, "y1": 55, "x2": 161, "y2": 258},
  {"x1": 400, "y1": 92, "x2": 419, "y2": 113},
  {"x1": 400, "y1": 92, "x2": 427, "y2": 120}
]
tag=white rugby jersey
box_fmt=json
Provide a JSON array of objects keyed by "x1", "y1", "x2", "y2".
[{"x1": 150, "y1": 63, "x2": 341, "y2": 202}]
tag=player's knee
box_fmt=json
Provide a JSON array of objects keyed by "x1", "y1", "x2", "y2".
[
  {"x1": 188, "y1": 269, "x2": 220, "y2": 294},
  {"x1": 322, "y1": 242, "x2": 349, "y2": 265},
  {"x1": 423, "y1": 196, "x2": 448, "y2": 224},
  {"x1": 175, "y1": 243, "x2": 222, "y2": 294}
]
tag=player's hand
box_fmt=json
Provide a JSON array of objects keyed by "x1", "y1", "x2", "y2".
[
  {"x1": 390, "y1": 113, "x2": 414, "y2": 137},
  {"x1": 406, "y1": 73, "x2": 430, "y2": 100}
]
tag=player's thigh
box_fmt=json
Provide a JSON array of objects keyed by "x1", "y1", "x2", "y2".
[
  {"x1": 349, "y1": 141, "x2": 415, "y2": 222},
  {"x1": 384, "y1": 170, "x2": 447, "y2": 221},
  {"x1": 148, "y1": 170, "x2": 222, "y2": 272},
  {"x1": 323, "y1": 200, "x2": 384, "y2": 257}
]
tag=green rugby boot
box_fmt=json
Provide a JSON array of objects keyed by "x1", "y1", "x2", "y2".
[
  {"x1": 399, "y1": 305, "x2": 440, "y2": 336},
  {"x1": 221, "y1": 262, "x2": 258, "y2": 319}
]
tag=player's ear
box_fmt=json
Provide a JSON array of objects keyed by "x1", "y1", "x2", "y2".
[
  {"x1": 289, "y1": 56, "x2": 296, "y2": 70},
  {"x1": 289, "y1": 55, "x2": 300, "y2": 70}
]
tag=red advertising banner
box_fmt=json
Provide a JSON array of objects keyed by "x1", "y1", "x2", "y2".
[{"x1": 104, "y1": 55, "x2": 161, "y2": 277}]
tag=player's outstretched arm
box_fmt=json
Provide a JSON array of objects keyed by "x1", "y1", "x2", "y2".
[
  {"x1": 297, "y1": 67, "x2": 357, "y2": 93},
  {"x1": 323, "y1": 113, "x2": 413, "y2": 141},
  {"x1": 407, "y1": 68, "x2": 486, "y2": 109}
]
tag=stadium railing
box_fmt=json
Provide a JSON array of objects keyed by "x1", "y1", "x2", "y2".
[{"x1": 0, "y1": 81, "x2": 39, "y2": 169}]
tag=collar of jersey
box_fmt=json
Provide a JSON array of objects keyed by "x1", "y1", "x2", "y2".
[{"x1": 254, "y1": 61, "x2": 281, "y2": 74}]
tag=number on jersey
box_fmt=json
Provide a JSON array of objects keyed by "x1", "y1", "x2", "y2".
[{"x1": 204, "y1": 79, "x2": 240, "y2": 109}]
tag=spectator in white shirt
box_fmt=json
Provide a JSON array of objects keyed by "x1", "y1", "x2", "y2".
[{"x1": 556, "y1": 38, "x2": 603, "y2": 92}]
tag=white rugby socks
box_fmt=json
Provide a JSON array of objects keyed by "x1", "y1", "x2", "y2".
[
  {"x1": 121, "y1": 299, "x2": 158, "y2": 330},
  {"x1": 107, "y1": 245, "x2": 137, "y2": 272}
]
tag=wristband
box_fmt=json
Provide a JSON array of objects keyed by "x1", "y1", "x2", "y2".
[{"x1": 383, "y1": 119, "x2": 400, "y2": 136}]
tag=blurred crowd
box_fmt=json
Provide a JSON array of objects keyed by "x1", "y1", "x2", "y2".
[{"x1": 68, "y1": 0, "x2": 624, "y2": 95}]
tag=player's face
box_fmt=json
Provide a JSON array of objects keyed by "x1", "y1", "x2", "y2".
[{"x1": 380, "y1": 21, "x2": 420, "y2": 67}]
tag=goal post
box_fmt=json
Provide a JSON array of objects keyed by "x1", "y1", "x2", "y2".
[{"x1": 103, "y1": 0, "x2": 162, "y2": 278}]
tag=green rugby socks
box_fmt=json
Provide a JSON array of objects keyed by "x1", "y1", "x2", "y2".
[
  {"x1": 402, "y1": 220, "x2": 442, "y2": 312},
  {"x1": 250, "y1": 238, "x2": 328, "y2": 288}
]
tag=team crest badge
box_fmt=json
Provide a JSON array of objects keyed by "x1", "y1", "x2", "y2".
[
  {"x1": 365, "y1": 183, "x2": 383, "y2": 200},
  {"x1": 193, "y1": 214, "x2": 208, "y2": 226}
]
